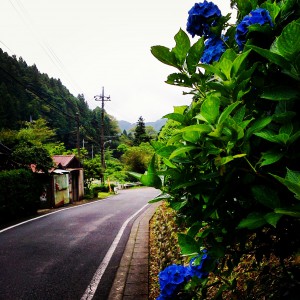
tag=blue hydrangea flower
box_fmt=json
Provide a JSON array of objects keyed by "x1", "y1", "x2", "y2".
[
  {"x1": 235, "y1": 8, "x2": 273, "y2": 50},
  {"x1": 187, "y1": 250, "x2": 210, "y2": 278},
  {"x1": 187, "y1": 1, "x2": 222, "y2": 38},
  {"x1": 200, "y1": 36, "x2": 226, "y2": 64},
  {"x1": 158, "y1": 264, "x2": 189, "y2": 298}
]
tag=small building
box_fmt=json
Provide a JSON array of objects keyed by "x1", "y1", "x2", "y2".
[{"x1": 52, "y1": 155, "x2": 84, "y2": 203}]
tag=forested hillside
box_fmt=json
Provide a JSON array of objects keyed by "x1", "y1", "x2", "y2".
[{"x1": 0, "y1": 48, "x2": 120, "y2": 155}]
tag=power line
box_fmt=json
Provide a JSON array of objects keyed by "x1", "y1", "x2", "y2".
[
  {"x1": 0, "y1": 65, "x2": 76, "y2": 121},
  {"x1": 8, "y1": 0, "x2": 83, "y2": 95}
]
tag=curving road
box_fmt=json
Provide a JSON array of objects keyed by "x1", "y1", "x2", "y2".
[{"x1": 0, "y1": 187, "x2": 160, "y2": 300}]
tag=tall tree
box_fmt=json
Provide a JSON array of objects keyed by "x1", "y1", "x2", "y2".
[{"x1": 133, "y1": 116, "x2": 149, "y2": 146}]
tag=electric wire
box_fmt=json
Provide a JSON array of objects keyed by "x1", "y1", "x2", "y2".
[{"x1": 8, "y1": 0, "x2": 83, "y2": 96}]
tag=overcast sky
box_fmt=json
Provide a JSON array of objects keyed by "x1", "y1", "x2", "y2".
[{"x1": 0, "y1": 0, "x2": 236, "y2": 123}]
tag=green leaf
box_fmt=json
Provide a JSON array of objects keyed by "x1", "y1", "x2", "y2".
[
  {"x1": 172, "y1": 28, "x2": 190, "y2": 65},
  {"x1": 166, "y1": 73, "x2": 193, "y2": 87},
  {"x1": 140, "y1": 155, "x2": 162, "y2": 189},
  {"x1": 245, "y1": 116, "x2": 273, "y2": 140},
  {"x1": 270, "y1": 170, "x2": 300, "y2": 200},
  {"x1": 199, "y1": 95, "x2": 220, "y2": 124},
  {"x1": 261, "y1": 86, "x2": 299, "y2": 101},
  {"x1": 156, "y1": 146, "x2": 177, "y2": 158},
  {"x1": 178, "y1": 233, "x2": 199, "y2": 255},
  {"x1": 186, "y1": 37, "x2": 205, "y2": 74},
  {"x1": 151, "y1": 45, "x2": 178, "y2": 68},
  {"x1": 169, "y1": 145, "x2": 199, "y2": 160},
  {"x1": 218, "y1": 101, "x2": 241, "y2": 124},
  {"x1": 162, "y1": 157, "x2": 177, "y2": 169},
  {"x1": 272, "y1": 19, "x2": 300, "y2": 61},
  {"x1": 274, "y1": 207, "x2": 300, "y2": 218},
  {"x1": 249, "y1": 45, "x2": 291, "y2": 70},
  {"x1": 252, "y1": 185, "x2": 281, "y2": 209},
  {"x1": 199, "y1": 64, "x2": 227, "y2": 80},
  {"x1": 260, "y1": 150, "x2": 284, "y2": 166},
  {"x1": 170, "y1": 200, "x2": 188, "y2": 211},
  {"x1": 128, "y1": 171, "x2": 142, "y2": 180},
  {"x1": 219, "y1": 58, "x2": 232, "y2": 80},
  {"x1": 254, "y1": 130, "x2": 289, "y2": 144},
  {"x1": 180, "y1": 124, "x2": 212, "y2": 135},
  {"x1": 163, "y1": 113, "x2": 185, "y2": 124},
  {"x1": 237, "y1": 212, "x2": 267, "y2": 230},
  {"x1": 231, "y1": 50, "x2": 251, "y2": 78},
  {"x1": 148, "y1": 193, "x2": 170, "y2": 203},
  {"x1": 182, "y1": 131, "x2": 201, "y2": 143},
  {"x1": 261, "y1": 1, "x2": 281, "y2": 22},
  {"x1": 174, "y1": 105, "x2": 188, "y2": 114},
  {"x1": 264, "y1": 212, "x2": 282, "y2": 227}
]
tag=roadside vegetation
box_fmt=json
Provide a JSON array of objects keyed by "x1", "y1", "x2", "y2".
[{"x1": 144, "y1": 0, "x2": 300, "y2": 299}]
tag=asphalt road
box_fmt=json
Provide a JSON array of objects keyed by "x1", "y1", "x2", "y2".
[{"x1": 0, "y1": 187, "x2": 160, "y2": 300}]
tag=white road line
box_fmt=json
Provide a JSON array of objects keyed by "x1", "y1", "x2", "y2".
[
  {"x1": 81, "y1": 203, "x2": 149, "y2": 300},
  {"x1": 0, "y1": 198, "x2": 110, "y2": 234}
]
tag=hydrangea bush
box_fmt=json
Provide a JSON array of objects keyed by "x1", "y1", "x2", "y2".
[{"x1": 140, "y1": 0, "x2": 300, "y2": 298}]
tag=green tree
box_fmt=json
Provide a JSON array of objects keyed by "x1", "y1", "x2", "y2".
[
  {"x1": 17, "y1": 118, "x2": 56, "y2": 145},
  {"x1": 12, "y1": 142, "x2": 53, "y2": 173},
  {"x1": 133, "y1": 116, "x2": 150, "y2": 145},
  {"x1": 121, "y1": 142, "x2": 154, "y2": 173}
]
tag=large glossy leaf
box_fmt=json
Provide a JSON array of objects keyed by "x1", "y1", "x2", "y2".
[
  {"x1": 180, "y1": 124, "x2": 212, "y2": 135},
  {"x1": 151, "y1": 45, "x2": 178, "y2": 68},
  {"x1": 249, "y1": 45, "x2": 291, "y2": 70},
  {"x1": 218, "y1": 101, "x2": 241, "y2": 124},
  {"x1": 148, "y1": 193, "x2": 170, "y2": 203},
  {"x1": 272, "y1": 19, "x2": 300, "y2": 61},
  {"x1": 270, "y1": 170, "x2": 300, "y2": 200},
  {"x1": 219, "y1": 58, "x2": 232, "y2": 80},
  {"x1": 169, "y1": 145, "x2": 199, "y2": 160},
  {"x1": 260, "y1": 150, "x2": 284, "y2": 166},
  {"x1": 264, "y1": 212, "x2": 282, "y2": 228},
  {"x1": 199, "y1": 95, "x2": 220, "y2": 124},
  {"x1": 172, "y1": 29, "x2": 190, "y2": 65},
  {"x1": 140, "y1": 155, "x2": 162, "y2": 189},
  {"x1": 198, "y1": 64, "x2": 227, "y2": 81},
  {"x1": 163, "y1": 113, "x2": 185, "y2": 124},
  {"x1": 166, "y1": 73, "x2": 194, "y2": 87},
  {"x1": 231, "y1": 50, "x2": 251, "y2": 78},
  {"x1": 186, "y1": 37, "x2": 204, "y2": 74},
  {"x1": 178, "y1": 233, "x2": 199, "y2": 255},
  {"x1": 245, "y1": 116, "x2": 273, "y2": 140},
  {"x1": 254, "y1": 130, "x2": 290, "y2": 144},
  {"x1": 156, "y1": 145, "x2": 177, "y2": 158},
  {"x1": 183, "y1": 131, "x2": 201, "y2": 143}
]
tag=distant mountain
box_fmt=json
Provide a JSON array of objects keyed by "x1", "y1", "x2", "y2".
[{"x1": 118, "y1": 119, "x2": 167, "y2": 132}]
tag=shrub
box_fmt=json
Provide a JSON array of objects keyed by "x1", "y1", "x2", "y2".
[
  {"x1": 148, "y1": 0, "x2": 300, "y2": 298},
  {"x1": 0, "y1": 169, "x2": 43, "y2": 223}
]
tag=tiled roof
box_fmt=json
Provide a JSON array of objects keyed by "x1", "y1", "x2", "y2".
[{"x1": 52, "y1": 155, "x2": 76, "y2": 167}]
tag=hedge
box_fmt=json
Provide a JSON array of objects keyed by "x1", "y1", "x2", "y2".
[{"x1": 0, "y1": 169, "x2": 43, "y2": 224}]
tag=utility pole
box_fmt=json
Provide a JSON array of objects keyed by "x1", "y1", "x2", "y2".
[
  {"x1": 94, "y1": 87, "x2": 111, "y2": 183},
  {"x1": 76, "y1": 112, "x2": 80, "y2": 159}
]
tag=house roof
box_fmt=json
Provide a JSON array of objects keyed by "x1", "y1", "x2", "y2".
[{"x1": 52, "y1": 155, "x2": 82, "y2": 169}]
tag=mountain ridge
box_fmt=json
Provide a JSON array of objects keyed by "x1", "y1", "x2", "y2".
[{"x1": 118, "y1": 118, "x2": 166, "y2": 132}]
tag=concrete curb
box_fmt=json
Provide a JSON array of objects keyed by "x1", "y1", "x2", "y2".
[{"x1": 108, "y1": 202, "x2": 161, "y2": 300}]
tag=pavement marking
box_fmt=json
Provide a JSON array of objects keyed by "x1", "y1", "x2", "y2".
[
  {"x1": 0, "y1": 198, "x2": 110, "y2": 234},
  {"x1": 80, "y1": 203, "x2": 149, "y2": 300}
]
